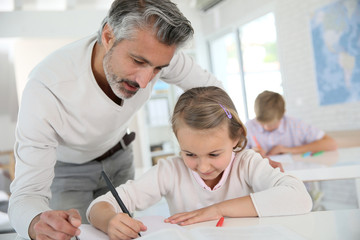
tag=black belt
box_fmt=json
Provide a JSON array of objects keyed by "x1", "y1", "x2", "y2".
[{"x1": 94, "y1": 132, "x2": 135, "y2": 162}]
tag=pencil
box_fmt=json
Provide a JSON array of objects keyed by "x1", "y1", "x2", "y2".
[
  {"x1": 252, "y1": 136, "x2": 262, "y2": 149},
  {"x1": 101, "y1": 171, "x2": 141, "y2": 237}
]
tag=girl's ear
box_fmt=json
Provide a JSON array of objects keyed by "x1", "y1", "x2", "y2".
[
  {"x1": 101, "y1": 23, "x2": 115, "y2": 51},
  {"x1": 232, "y1": 129, "x2": 244, "y2": 149}
]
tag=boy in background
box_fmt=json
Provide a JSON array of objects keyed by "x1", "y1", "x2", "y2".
[{"x1": 245, "y1": 90, "x2": 337, "y2": 157}]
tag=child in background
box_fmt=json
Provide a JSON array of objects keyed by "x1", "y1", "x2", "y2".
[
  {"x1": 87, "y1": 86, "x2": 312, "y2": 239},
  {"x1": 246, "y1": 90, "x2": 337, "y2": 157}
]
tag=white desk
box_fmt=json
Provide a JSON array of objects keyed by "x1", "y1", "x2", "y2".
[
  {"x1": 185, "y1": 209, "x2": 360, "y2": 240},
  {"x1": 271, "y1": 147, "x2": 360, "y2": 207},
  {"x1": 4, "y1": 209, "x2": 359, "y2": 240},
  {"x1": 280, "y1": 147, "x2": 360, "y2": 182}
]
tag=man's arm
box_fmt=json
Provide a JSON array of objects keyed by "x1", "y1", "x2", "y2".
[{"x1": 8, "y1": 80, "x2": 61, "y2": 238}]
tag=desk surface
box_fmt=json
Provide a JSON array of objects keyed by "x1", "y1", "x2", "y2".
[
  {"x1": 4, "y1": 209, "x2": 359, "y2": 240},
  {"x1": 186, "y1": 209, "x2": 360, "y2": 240},
  {"x1": 272, "y1": 147, "x2": 360, "y2": 182}
]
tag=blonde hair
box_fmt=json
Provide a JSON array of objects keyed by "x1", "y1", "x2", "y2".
[
  {"x1": 254, "y1": 90, "x2": 285, "y2": 123},
  {"x1": 171, "y1": 86, "x2": 247, "y2": 152}
]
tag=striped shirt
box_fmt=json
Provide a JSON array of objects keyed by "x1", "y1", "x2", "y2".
[{"x1": 245, "y1": 115, "x2": 324, "y2": 153}]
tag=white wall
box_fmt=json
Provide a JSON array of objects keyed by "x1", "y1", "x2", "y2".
[
  {"x1": 0, "y1": 5, "x2": 193, "y2": 168},
  {"x1": 12, "y1": 38, "x2": 76, "y2": 103},
  {"x1": 2, "y1": 0, "x2": 357, "y2": 168},
  {"x1": 199, "y1": 0, "x2": 360, "y2": 132},
  {"x1": 0, "y1": 9, "x2": 109, "y2": 154}
]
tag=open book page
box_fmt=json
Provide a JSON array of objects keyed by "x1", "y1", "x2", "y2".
[{"x1": 79, "y1": 216, "x2": 306, "y2": 240}]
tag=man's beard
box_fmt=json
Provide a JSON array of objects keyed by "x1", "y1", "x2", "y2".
[{"x1": 103, "y1": 50, "x2": 140, "y2": 99}]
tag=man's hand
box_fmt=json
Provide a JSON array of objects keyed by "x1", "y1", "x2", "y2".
[{"x1": 29, "y1": 209, "x2": 81, "y2": 240}]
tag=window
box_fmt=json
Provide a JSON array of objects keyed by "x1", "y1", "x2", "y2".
[
  {"x1": 209, "y1": 32, "x2": 247, "y2": 121},
  {"x1": 209, "y1": 12, "x2": 283, "y2": 122}
]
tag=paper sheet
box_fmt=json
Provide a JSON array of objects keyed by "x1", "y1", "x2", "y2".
[
  {"x1": 186, "y1": 225, "x2": 306, "y2": 240},
  {"x1": 78, "y1": 216, "x2": 306, "y2": 240},
  {"x1": 78, "y1": 224, "x2": 108, "y2": 240},
  {"x1": 78, "y1": 215, "x2": 181, "y2": 239},
  {"x1": 138, "y1": 215, "x2": 184, "y2": 236}
]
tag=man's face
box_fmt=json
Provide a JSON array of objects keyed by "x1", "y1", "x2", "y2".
[{"x1": 103, "y1": 29, "x2": 176, "y2": 99}]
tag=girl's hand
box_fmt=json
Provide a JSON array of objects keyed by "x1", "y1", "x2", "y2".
[
  {"x1": 107, "y1": 213, "x2": 147, "y2": 240},
  {"x1": 165, "y1": 205, "x2": 222, "y2": 226}
]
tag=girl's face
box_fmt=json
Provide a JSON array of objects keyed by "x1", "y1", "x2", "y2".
[{"x1": 176, "y1": 122, "x2": 239, "y2": 189}]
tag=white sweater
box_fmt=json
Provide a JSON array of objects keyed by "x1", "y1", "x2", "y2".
[
  {"x1": 9, "y1": 34, "x2": 222, "y2": 238},
  {"x1": 87, "y1": 150, "x2": 312, "y2": 220}
]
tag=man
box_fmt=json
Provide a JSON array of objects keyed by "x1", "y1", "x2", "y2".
[{"x1": 9, "y1": 1, "x2": 222, "y2": 239}]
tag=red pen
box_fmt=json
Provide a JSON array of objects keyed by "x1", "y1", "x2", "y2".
[{"x1": 216, "y1": 217, "x2": 224, "y2": 227}]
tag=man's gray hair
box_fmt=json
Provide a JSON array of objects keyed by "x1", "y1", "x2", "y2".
[{"x1": 97, "y1": 0, "x2": 194, "y2": 48}]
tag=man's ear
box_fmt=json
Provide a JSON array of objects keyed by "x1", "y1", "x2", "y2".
[{"x1": 101, "y1": 23, "x2": 115, "y2": 51}]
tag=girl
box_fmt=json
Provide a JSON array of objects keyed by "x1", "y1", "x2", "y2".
[{"x1": 87, "y1": 86, "x2": 312, "y2": 239}]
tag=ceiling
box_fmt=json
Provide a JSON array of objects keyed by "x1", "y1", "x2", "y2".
[
  {"x1": 0, "y1": 0, "x2": 223, "y2": 12},
  {"x1": 0, "y1": 0, "x2": 114, "y2": 11}
]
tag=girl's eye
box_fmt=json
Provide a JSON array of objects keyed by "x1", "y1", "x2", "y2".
[
  {"x1": 209, "y1": 153, "x2": 220, "y2": 157},
  {"x1": 185, "y1": 153, "x2": 195, "y2": 157}
]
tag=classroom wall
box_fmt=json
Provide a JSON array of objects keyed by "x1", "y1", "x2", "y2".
[
  {"x1": 0, "y1": 0, "x2": 206, "y2": 169},
  {"x1": 0, "y1": 40, "x2": 17, "y2": 152},
  {"x1": 0, "y1": 0, "x2": 358, "y2": 170},
  {"x1": 0, "y1": 9, "x2": 153, "y2": 169},
  {"x1": 199, "y1": 0, "x2": 360, "y2": 132}
]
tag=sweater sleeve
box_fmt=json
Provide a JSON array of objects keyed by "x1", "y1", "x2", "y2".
[
  {"x1": 9, "y1": 80, "x2": 60, "y2": 239},
  {"x1": 241, "y1": 151, "x2": 313, "y2": 217},
  {"x1": 86, "y1": 158, "x2": 176, "y2": 221},
  {"x1": 159, "y1": 51, "x2": 223, "y2": 90}
]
